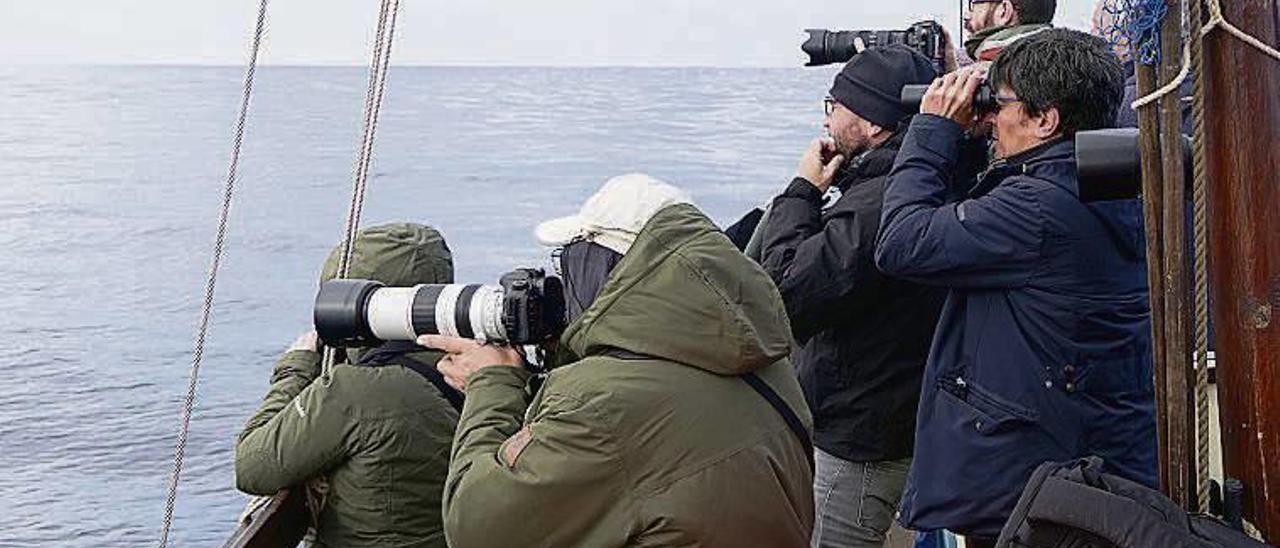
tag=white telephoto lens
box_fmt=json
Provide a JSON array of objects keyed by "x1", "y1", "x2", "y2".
[
  {"x1": 366, "y1": 285, "x2": 420, "y2": 341},
  {"x1": 434, "y1": 284, "x2": 465, "y2": 338},
  {"x1": 469, "y1": 286, "x2": 506, "y2": 342}
]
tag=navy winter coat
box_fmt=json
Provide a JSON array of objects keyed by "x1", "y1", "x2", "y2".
[{"x1": 875, "y1": 114, "x2": 1159, "y2": 537}]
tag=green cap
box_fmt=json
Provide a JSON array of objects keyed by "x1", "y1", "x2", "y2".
[{"x1": 320, "y1": 222, "x2": 454, "y2": 286}]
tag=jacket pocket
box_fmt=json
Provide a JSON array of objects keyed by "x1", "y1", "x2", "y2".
[
  {"x1": 937, "y1": 376, "x2": 1038, "y2": 435},
  {"x1": 1076, "y1": 353, "x2": 1152, "y2": 397}
]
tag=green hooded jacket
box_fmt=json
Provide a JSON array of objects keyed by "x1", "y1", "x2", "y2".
[
  {"x1": 235, "y1": 223, "x2": 459, "y2": 548},
  {"x1": 443, "y1": 204, "x2": 815, "y2": 547}
]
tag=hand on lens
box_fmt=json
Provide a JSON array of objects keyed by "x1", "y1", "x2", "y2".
[
  {"x1": 921, "y1": 66, "x2": 986, "y2": 128},
  {"x1": 289, "y1": 331, "x2": 319, "y2": 353},
  {"x1": 419, "y1": 335, "x2": 525, "y2": 392},
  {"x1": 797, "y1": 138, "x2": 844, "y2": 193}
]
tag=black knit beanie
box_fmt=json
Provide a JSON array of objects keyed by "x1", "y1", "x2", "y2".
[{"x1": 829, "y1": 45, "x2": 939, "y2": 129}]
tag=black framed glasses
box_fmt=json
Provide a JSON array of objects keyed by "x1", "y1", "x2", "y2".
[{"x1": 823, "y1": 96, "x2": 838, "y2": 116}]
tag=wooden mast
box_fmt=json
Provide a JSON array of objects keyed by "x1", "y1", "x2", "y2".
[
  {"x1": 1201, "y1": 0, "x2": 1280, "y2": 537},
  {"x1": 1135, "y1": 0, "x2": 1196, "y2": 508},
  {"x1": 1156, "y1": 0, "x2": 1195, "y2": 510}
]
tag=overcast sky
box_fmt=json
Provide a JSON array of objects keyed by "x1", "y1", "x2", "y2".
[{"x1": 2, "y1": 0, "x2": 1095, "y2": 66}]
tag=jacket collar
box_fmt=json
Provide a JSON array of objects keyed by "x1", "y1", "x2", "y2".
[
  {"x1": 965, "y1": 24, "x2": 1054, "y2": 60},
  {"x1": 835, "y1": 127, "x2": 907, "y2": 191},
  {"x1": 971, "y1": 137, "x2": 1075, "y2": 197}
]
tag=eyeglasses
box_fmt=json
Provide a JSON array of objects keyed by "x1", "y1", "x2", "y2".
[
  {"x1": 823, "y1": 97, "x2": 838, "y2": 116},
  {"x1": 994, "y1": 93, "x2": 1021, "y2": 107}
]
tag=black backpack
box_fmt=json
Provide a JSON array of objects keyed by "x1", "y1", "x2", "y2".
[{"x1": 996, "y1": 457, "x2": 1271, "y2": 548}]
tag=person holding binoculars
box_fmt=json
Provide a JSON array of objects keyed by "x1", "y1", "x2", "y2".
[{"x1": 875, "y1": 29, "x2": 1158, "y2": 546}]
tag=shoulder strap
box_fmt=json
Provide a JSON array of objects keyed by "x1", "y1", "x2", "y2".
[
  {"x1": 601, "y1": 348, "x2": 814, "y2": 472},
  {"x1": 741, "y1": 372, "x2": 815, "y2": 472},
  {"x1": 355, "y1": 342, "x2": 464, "y2": 412}
]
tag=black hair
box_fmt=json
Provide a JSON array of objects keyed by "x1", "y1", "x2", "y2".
[
  {"x1": 989, "y1": 28, "x2": 1125, "y2": 135},
  {"x1": 1009, "y1": 0, "x2": 1056, "y2": 24}
]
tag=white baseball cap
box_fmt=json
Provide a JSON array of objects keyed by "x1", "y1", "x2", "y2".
[{"x1": 535, "y1": 173, "x2": 693, "y2": 255}]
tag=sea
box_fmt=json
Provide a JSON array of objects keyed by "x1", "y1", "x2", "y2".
[{"x1": 0, "y1": 65, "x2": 840, "y2": 546}]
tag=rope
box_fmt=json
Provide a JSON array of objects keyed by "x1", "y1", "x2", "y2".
[
  {"x1": 158, "y1": 0, "x2": 270, "y2": 545},
  {"x1": 1187, "y1": 0, "x2": 1213, "y2": 513},
  {"x1": 1201, "y1": 0, "x2": 1280, "y2": 60},
  {"x1": 1133, "y1": 0, "x2": 1280, "y2": 109},
  {"x1": 1103, "y1": 0, "x2": 1168, "y2": 65},
  {"x1": 322, "y1": 0, "x2": 403, "y2": 384},
  {"x1": 1132, "y1": 41, "x2": 1191, "y2": 109}
]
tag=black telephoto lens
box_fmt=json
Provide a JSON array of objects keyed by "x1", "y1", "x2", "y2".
[{"x1": 802, "y1": 29, "x2": 859, "y2": 67}]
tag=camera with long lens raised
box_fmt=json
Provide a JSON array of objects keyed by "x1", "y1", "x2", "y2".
[
  {"x1": 802, "y1": 20, "x2": 945, "y2": 70},
  {"x1": 314, "y1": 268, "x2": 566, "y2": 347}
]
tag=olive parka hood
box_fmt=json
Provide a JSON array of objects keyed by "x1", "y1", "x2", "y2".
[{"x1": 555, "y1": 203, "x2": 795, "y2": 375}]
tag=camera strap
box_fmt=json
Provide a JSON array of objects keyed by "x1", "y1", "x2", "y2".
[
  {"x1": 356, "y1": 341, "x2": 464, "y2": 413},
  {"x1": 600, "y1": 348, "x2": 814, "y2": 472}
]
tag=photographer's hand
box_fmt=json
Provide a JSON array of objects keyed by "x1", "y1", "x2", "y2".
[
  {"x1": 419, "y1": 335, "x2": 525, "y2": 392},
  {"x1": 921, "y1": 66, "x2": 986, "y2": 128},
  {"x1": 796, "y1": 138, "x2": 844, "y2": 193}
]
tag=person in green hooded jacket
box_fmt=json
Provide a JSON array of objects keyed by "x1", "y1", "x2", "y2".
[
  {"x1": 235, "y1": 222, "x2": 460, "y2": 548},
  {"x1": 423, "y1": 174, "x2": 815, "y2": 548}
]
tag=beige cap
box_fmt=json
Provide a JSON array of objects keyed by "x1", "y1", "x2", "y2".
[{"x1": 535, "y1": 173, "x2": 693, "y2": 255}]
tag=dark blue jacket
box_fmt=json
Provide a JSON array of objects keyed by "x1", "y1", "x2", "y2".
[{"x1": 875, "y1": 114, "x2": 1158, "y2": 537}]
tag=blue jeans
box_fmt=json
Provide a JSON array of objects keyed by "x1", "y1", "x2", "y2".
[{"x1": 811, "y1": 448, "x2": 911, "y2": 548}]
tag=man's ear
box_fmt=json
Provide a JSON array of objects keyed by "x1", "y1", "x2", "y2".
[
  {"x1": 1033, "y1": 106, "x2": 1061, "y2": 139},
  {"x1": 996, "y1": 0, "x2": 1019, "y2": 26}
]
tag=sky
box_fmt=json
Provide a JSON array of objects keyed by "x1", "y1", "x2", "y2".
[{"x1": 1, "y1": 0, "x2": 1096, "y2": 67}]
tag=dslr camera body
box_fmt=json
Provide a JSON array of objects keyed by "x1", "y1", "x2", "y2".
[
  {"x1": 802, "y1": 20, "x2": 945, "y2": 71},
  {"x1": 314, "y1": 268, "x2": 566, "y2": 348}
]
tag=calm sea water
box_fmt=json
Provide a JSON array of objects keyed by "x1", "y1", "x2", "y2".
[{"x1": 0, "y1": 65, "x2": 838, "y2": 546}]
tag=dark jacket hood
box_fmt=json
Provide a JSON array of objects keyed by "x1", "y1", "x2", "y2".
[{"x1": 558, "y1": 203, "x2": 793, "y2": 375}]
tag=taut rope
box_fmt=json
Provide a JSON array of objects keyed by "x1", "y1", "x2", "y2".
[
  {"x1": 322, "y1": 0, "x2": 403, "y2": 384},
  {"x1": 158, "y1": 0, "x2": 271, "y2": 545}
]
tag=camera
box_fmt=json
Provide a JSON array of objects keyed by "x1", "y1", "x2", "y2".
[
  {"x1": 314, "y1": 268, "x2": 566, "y2": 347},
  {"x1": 900, "y1": 83, "x2": 998, "y2": 113},
  {"x1": 802, "y1": 20, "x2": 944, "y2": 70}
]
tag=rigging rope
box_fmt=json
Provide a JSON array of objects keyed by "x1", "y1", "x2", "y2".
[
  {"x1": 1187, "y1": 0, "x2": 1213, "y2": 514},
  {"x1": 322, "y1": 0, "x2": 404, "y2": 384},
  {"x1": 158, "y1": 0, "x2": 271, "y2": 545}
]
